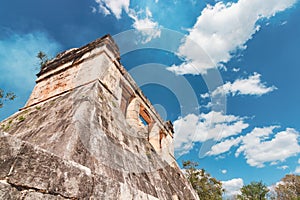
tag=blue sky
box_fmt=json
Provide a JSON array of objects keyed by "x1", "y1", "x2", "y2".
[{"x1": 1, "y1": 0, "x2": 300, "y2": 197}]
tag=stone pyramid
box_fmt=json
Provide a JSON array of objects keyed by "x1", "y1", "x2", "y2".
[{"x1": 0, "y1": 35, "x2": 199, "y2": 200}]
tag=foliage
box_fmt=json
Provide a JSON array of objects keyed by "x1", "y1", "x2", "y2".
[
  {"x1": 18, "y1": 115, "x2": 25, "y2": 122},
  {"x1": 275, "y1": 174, "x2": 300, "y2": 200},
  {"x1": 237, "y1": 181, "x2": 269, "y2": 200},
  {"x1": 37, "y1": 51, "x2": 49, "y2": 68},
  {"x1": 0, "y1": 89, "x2": 16, "y2": 108},
  {"x1": 183, "y1": 160, "x2": 224, "y2": 200}
]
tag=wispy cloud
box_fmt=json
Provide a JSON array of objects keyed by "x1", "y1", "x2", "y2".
[
  {"x1": 295, "y1": 159, "x2": 300, "y2": 174},
  {"x1": 277, "y1": 165, "x2": 289, "y2": 170},
  {"x1": 232, "y1": 68, "x2": 240, "y2": 72},
  {"x1": 168, "y1": 0, "x2": 297, "y2": 75},
  {"x1": 0, "y1": 31, "x2": 60, "y2": 119},
  {"x1": 201, "y1": 72, "x2": 277, "y2": 98},
  {"x1": 206, "y1": 137, "x2": 242, "y2": 156},
  {"x1": 95, "y1": 0, "x2": 130, "y2": 19},
  {"x1": 280, "y1": 21, "x2": 288, "y2": 26},
  {"x1": 128, "y1": 7, "x2": 161, "y2": 43},
  {"x1": 94, "y1": 0, "x2": 161, "y2": 43},
  {"x1": 295, "y1": 166, "x2": 300, "y2": 174}
]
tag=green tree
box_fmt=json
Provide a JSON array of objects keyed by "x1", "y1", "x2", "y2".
[
  {"x1": 183, "y1": 160, "x2": 224, "y2": 200},
  {"x1": 37, "y1": 51, "x2": 48, "y2": 68},
  {"x1": 275, "y1": 174, "x2": 300, "y2": 200},
  {"x1": 237, "y1": 181, "x2": 269, "y2": 200},
  {"x1": 0, "y1": 89, "x2": 16, "y2": 108}
]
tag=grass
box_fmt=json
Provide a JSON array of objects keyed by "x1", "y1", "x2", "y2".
[{"x1": 18, "y1": 116, "x2": 25, "y2": 122}]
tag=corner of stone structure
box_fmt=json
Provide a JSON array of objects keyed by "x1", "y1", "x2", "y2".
[
  {"x1": 19, "y1": 33, "x2": 177, "y2": 167},
  {"x1": 0, "y1": 34, "x2": 200, "y2": 200},
  {"x1": 23, "y1": 34, "x2": 120, "y2": 109}
]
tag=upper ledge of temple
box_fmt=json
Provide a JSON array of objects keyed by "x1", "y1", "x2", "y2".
[{"x1": 37, "y1": 34, "x2": 120, "y2": 78}]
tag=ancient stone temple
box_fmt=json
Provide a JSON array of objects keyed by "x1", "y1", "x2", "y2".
[{"x1": 0, "y1": 35, "x2": 199, "y2": 199}]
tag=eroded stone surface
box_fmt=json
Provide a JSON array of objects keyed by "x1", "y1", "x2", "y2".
[{"x1": 0, "y1": 35, "x2": 199, "y2": 199}]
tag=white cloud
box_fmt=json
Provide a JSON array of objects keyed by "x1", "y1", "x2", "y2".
[
  {"x1": 128, "y1": 8, "x2": 161, "y2": 43},
  {"x1": 206, "y1": 72, "x2": 277, "y2": 97},
  {"x1": 277, "y1": 165, "x2": 289, "y2": 170},
  {"x1": 281, "y1": 21, "x2": 288, "y2": 26},
  {"x1": 222, "y1": 178, "x2": 244, "y2": 197},
  {"x1": 199, "y1": 124, "x2": 300, "y2": 168},
  {"x1": 168, "y1": 0, "x2": 297, "y2": 75},
  {"x1": 232, "y1": 68, "x2": 240, "y2": 72},
  {"x1": 91, "y1": 6, "x2": 97, "y2": 13},
  {"x1": 267, "y1": 184, "x2": 278, "y2": 199},
  {"x1": 94, "y1": 1, "x2": 161, "y2": 43},
  {"x1": 98, "y1": 4, "x2": 111, "y2": 16},
  {"x1": 221, "y1": 169, "x2": 227, "y2": 174},
  {"x1": 295, "y1": 166, "x2": 300, "y2": 174},
  {"x1": 206, "y1": 137, "x2": 242, "y2": 156},
  {"x1": 167, "y1": 53, "x2": 214, "y2": 75},
  {"x1": 236, "y1": 126, "x2": 300, "y2": 168},
  {"x1": 95, "y1": 0, "x2": 129, "y2": 19},
  {"x1": 173, "y1": 111, "x2": 249, "y2": 155},
  {"x1": 295, "y1": 159, "x2": 300, "y2": 174},
  {"x1": 200, "y1": 92, "x2": 210, "y2": 99}
]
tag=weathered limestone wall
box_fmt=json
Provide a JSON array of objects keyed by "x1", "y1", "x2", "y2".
[
  {"x1": 0, "y1": 35, "x2": 199, "y2": 199},
  {"x1": 1, "y1": 81, "x2": 198, "y2": 199},
  {"x1": 26, "y1": 37, "x2": 117, "y2": 108},
  {"x1": 25, "y1": 34, "x2": 175, "y2": 166}
]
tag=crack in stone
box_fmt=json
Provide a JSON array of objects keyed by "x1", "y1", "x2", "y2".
[
  {"x1": 2, "y1": 179, "x2": 77, "y2": 200},
  {"x1": 7, "y1": 159, "x2": 17, "y2": 177}
]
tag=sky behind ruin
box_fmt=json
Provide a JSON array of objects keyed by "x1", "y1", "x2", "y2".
[{"x1": 1, "y1": 0, "x2": 300, "y2": 197}]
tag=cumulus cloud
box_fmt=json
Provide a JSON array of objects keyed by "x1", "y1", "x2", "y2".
[
  {"x1": 236, "y1": 126, "x2": 300, "y2": 168},
  {"x1": 222, "y1": 178, "x2": 244, "y2": 197},
  {"x1": 221, "y1": 169, "x2": 227, "y2": 174},
  {"x1": 204, "y1": 125, "x2": 300, "y2": 168},
  {"x1": 201, "y1": 72, "x2": 277, "y2": 98},
  {"x1": 168, "y1": 0, "x2": 297, "y2": 75},
  {"x1": 173, "y1": 111, "x2": 249, "y2": 155}
]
